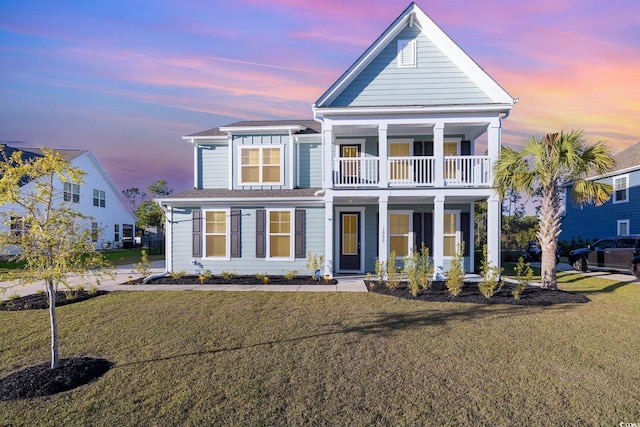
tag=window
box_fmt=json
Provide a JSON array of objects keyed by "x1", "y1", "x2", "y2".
[
  {"x1": 268, "y1": 210, "x2": 292, "y2": 258},
  {"x1": 93, "y1": 189, "x2": 106, "y2": 207},
  {"x1": 10, "y1": 216, "x2": 29, "y2": 236},
  {"x1": 617, "y1": 220, "x2": 630, "y2": 236},
  {"x1": 613, "y1": 175, "x2": 628, "y2": 203},
  {"x1": 389, "y1": 141, "x2": 411, "y2": 181},
  {"x1": 397, "y1": 39, "x2": 416, "y2": 67},
  {"x1": 239, "y1": 146, "x2": 282, "y2": 185},
  {"x1": 114, "y1": 224, "x2": 120, "y2": 242},
  {"x1": 204, "y1": 210, "x2": 229, "y2": 259},
  {"x1": 389, "y1": 212, "x2": 411, "y2": 257},
  {"x1": 443, "y1": 211, "x2": 459, "y2": 257},
  {"x1": 64, "y1": 183, "x2": 80, "y2": 203}
]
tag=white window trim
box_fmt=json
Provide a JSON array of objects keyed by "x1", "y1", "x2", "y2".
[
  {"x1": 266, "y1": 207, "x2": 295, "y2": 261},
  {"x1": 203, "y1": 208, "x2": 231, "y2": 260},
  {"x1": 397, "y1": 39, "x2": 416, "y2": 68},
  {"x1": 388, "y1": 210, "x2": 413, "y2": 257},
  {"x1": 335, "y1": 139, "x2": 365, "y2": 157},
  {"x1": 238, "y1": 145, "x2": 284, "y2": 186},
  {"x1": 613, "y1": 174, "x2": 629, "y2": 204},
  {"x1": 617, "y1": 219, "x2": 630, "y2": 236},
  {"x1": 443, "y1": 210, "x2": 461, "y2": 259}
]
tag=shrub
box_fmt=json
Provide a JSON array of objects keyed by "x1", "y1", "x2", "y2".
[
  {"x1": 255, "y1": 272, "x2": 269, "y2": 284},
  {"x1": 36, "y1": 289, "x2": 45, "y2": 295},
  {"x1": 404, "y1": 244, "x2": 434, "y2": 297},
  {"x1": 88, "y1": 285, "x2": 99, "y2": 296},
  {"x1": 199, "y1": 270, "x2": 213, "y2": 284},
  {"x1": 8, "y1": 293, "x2": 20, "y2": 301},
  {"x1": 284, "y1": 270, "x2": 298, "y2": 280},
  {"x1": 221, "y1": 270, "x2": 236, "y2": 280},
  {"x1": 306, "y1": 252, "x2": 324, "y2": 280},
  {"x1": 446, "y1": 242, "x2": 465, "y2": 297},
  {"x1": 170, "y1": 270, "x2": 186, "y2": 280},
  {"x1": 478, "y1": 245, "x2": 504, "y2": 298},
  {"x1": 374, "y1": 258, "x2": 386, "y2": 283},
  {"x1": 386, "y1": 251, "x2": 402, "y2": 290},
  {"x1": 512, "y1": 256, "x2": 533, "y2": 299},
  {"x1": 135, "y1": 250, "x2": 152, "y2": 278}
]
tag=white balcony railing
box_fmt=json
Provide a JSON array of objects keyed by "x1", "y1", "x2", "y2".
[{"x1": 332, "y1": 156, "x2": 490, "y2": 188}]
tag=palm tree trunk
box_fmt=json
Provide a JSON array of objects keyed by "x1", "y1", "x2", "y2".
[
  {"x1": 537, "y1": 186, "x2": 560, "y2": 290},
  {"x1": 47, "y1": 280, "x2": 59, "y2": 369}
]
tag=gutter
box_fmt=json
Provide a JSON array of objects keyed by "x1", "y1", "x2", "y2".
[{"x1": 143, "y1": 201, "x2": 171, "y2": 283}]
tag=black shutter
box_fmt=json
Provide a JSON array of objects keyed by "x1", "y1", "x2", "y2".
[
  {"x1": 256, "y1": 210, "x2": 266, "y2": 258},
  {"x1": 424, "y1": 212, "x2": 433, "y2": 255},
  {"x1": 413, "y1": 212, "x2": 423, "y2": 250},
  {"x1": 295, "y1": 210, "x2": 305, "y2": 258},
  {"x1": 192, "y1": 209, "x2": 202, "y2": 257},
  {"x1": 230, "y1": 209, "x2": 240, "y2": 258},
  {"x1": 461, "y1": 140, "x2": 471, "y2": 155},
  {"x1": 461, "y1": 212, "x2": 470, "y2": 256}
]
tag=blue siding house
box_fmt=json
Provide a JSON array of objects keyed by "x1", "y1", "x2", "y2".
[
  {"x1": 158, "y1": 3, "x2": 516, "y2": 277},
  {"x1": 560, "y1": 141, "x2": 640, "y2": 244}
]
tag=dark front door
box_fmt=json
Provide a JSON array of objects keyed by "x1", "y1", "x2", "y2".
[{"x1": 340, "y1": 212, "x2": 361, "y2": 271}]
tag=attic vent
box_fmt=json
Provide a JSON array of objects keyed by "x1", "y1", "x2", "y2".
[{"x1": 397, "y1": 39, "x2": 416, "y2": 68}]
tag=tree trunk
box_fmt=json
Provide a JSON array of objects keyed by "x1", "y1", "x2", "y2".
[
  {"x1": 47, "y1": 281, "x2": 59, "y2": 369},
  {"x1": 537, "y1": 185, "x2": 560, "y2": 290}
]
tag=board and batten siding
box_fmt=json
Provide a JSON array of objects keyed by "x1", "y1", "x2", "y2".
[
  {"x1": 560, "y1": 170, "x2": 640, "y2": 242},
  {"x1": 330, "y1": 26, "x2": 492, "y2": 107},
  {"x1": 232, "y1": 134, "x2": 291, "y2": 190},
  {"x1": 298, "y1": 142, "x2": 322, "y2": 188},
  {"x1": 198, "y1": 144, "x2": 228, "y2": 189},
  {"x1": 170, "y1": 206, "x2": 325, "y2": 275}
]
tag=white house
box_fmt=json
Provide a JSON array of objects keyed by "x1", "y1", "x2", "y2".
[
  {"x1": 0, "y1": 145, "x2": 137, "y2": 250},
  {"x1": 157, "y1": 3, "x2": 516, "y2": 277}
]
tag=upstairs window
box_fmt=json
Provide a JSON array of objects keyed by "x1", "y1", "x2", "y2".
[
  {"x1": 613, "y1": 175, "x2": 628, "y2": 203},
  {"x1": 397, "y1": 39, "x2": 416, "y2": 68},
  {"x1": 114, "y1": 224, "x2": 120, "y2": 242},
  {"x1": 10, "y1": 216, "x2": 29, "y2": 236},
  {"x1": 93, "y1": 189, "x2": 106, "y2": 207},
  {"x1": 239, "y1": 146, "x2": 282, "y2": 185},
  {"x1": 64, "y1": 183, "x2": 80, "y2": 203}
]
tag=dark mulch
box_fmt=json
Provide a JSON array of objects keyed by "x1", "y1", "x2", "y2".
[
  {"x1": 0, "y1": 357, "x2": 113, "y2": 401},
  {"x1": 366, "y1": 280, "x2": 590, "y2": 306},
  {"x1": 0, "y1": 290, "x2": 109, "y2": 311},
  {"x1": 141, "y1": 275, "x2": 338, "y2": 286}
]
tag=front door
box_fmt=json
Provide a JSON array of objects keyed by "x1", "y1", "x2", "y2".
[{"x1": 340, "y1": 212, "x2": 360, "y2": 271}]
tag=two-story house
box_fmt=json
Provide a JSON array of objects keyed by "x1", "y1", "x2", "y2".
[
  {"x1": 560, "y1": 140, "x2": 640, "y2": 243},
  {"x1": 1, "y1": 145, "x2": 137, "y2": 250},
  {"x1": 158, "y1": 3, "x2": 516, "y2": 277}
]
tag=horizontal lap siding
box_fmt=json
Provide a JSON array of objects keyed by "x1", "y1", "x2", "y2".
[
  {"x1": 330, "y1": 26, "x2": 492, "y2": 107},
  {"x1": 171, "y1": 206, "x2": 325, "y2": 276},
  {"x1": 199, "y1": 145, "x2": 228, "y2": 189},
  {"x1": 298, "y1": 142, "x2": 322, "y2": 188}
]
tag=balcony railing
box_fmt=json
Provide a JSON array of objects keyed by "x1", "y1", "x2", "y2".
[{"x1": 332, "y1": 156, "x2": 490, "y2": 188}]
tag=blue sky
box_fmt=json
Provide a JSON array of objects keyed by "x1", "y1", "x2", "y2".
[{"x1": 1, "y1": 0, "x2": 639, "y2": 193}]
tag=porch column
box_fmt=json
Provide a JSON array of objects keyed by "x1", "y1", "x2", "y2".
[
  {"x1": 324, "y1": 198, "x2": 334, "y2": 278},
  {"x1": 487, "y1": 195, "x2": 501, "y2": 272},
  {"x1": 433, "y1": 122, "x2": 444, "y2": 187},
  {"x1": 378, "y1": 194, "x2": 388, "y2": 265},
  {"x1": 378, "y1": 124, "x2": 388, "y2": 188},
  {"x1": 322, "y1": 123, "x2": 333, "y2": 189},
  {"x1": 433, "y1": 194, "x2": 445, "y2": 280},
  {"x1": 487, "y1": 119, "x2": 501, "y2": 187}
]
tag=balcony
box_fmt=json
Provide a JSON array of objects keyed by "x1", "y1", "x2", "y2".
[{"x1": 332, "y1": 156, "x2": 491, "y2": 188}]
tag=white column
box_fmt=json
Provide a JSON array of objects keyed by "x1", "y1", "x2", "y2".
[
  {"x1": 487, "y1": 195, "x2": 501, "y2": 272},
  {"x1": 487, "y1": 119, "x2": 501, "y2": 187},
  {"x1": 322, "y1": 123, "x2": 333, "y2": 189},
  {"x1": 378, "y1": 194, "x2": 388, "y2": 265},
  {"x1": 433, "y1": 122, "x2": 444, "y2": 187},
  {"x1": 470, "y1": 202, "x2": 475, "y2": 272},
  {"x1": 192, "y1": 140, "x2": 199, "y2": 189},
  {"x1": 378, "y1": 124, "x2": 388, "y2": 188},
  {"x1": 433, "y1": 194, "x2": 445, "y2": 280},
  {"x1": 324, "y1": 198, "x2": 334, "y2": 278}
]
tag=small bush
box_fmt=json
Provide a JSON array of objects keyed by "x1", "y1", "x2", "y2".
[
  {"x1": 284, "y1": 270, "x2": 298, "y2": 280},
  {"x1": 255, "y1": 273, "x2": 269, "y2": 284},
  {"x1": 199, "y1": 270, "x2": 213, "y2": 284},
  {"x1": 88, "y1": 285, "x2": 99, "y2": 296},
  {"x1": 170, "y1": 270, "x2": 187, "y2": 280},
  {"x1": 75, "y1": 285, "x2": 85, "y2": 292},
  {"x1": 35, "y1": 289, "x2": 45, "y2": 295},
  {"x1": 221, "y1": 270, "x2": 236, "y2": 280},
  {"x1": 135, "y1": 250, "x2": 152, "y2": 278},
  {"x1": 404, "y1": 244, "x2": 434, "y2": 297},
  {"x1": 386, "y1": 251, "x2": 402, "y2": 290},
  {"x1": 306, "y1": 252, "x2": 324, "y2": 280},
  {"x1": 8, "y1": 293, "x2": 20, "y2": 301},
  {"x1": 478, "y1": 245, "x2": 504, "y2": 298},
  {"x1": 512, "y1": 257, "x2": 533, "y2": 299},
  {"x1": 446, "y1": 242, "x2": 465, "y2": 297},
  {"x1": 374, "y1": 258, "x2": 386, "y2": 283}
]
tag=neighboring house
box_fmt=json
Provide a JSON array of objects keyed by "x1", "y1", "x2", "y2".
[
  {"x1": 158, "y1": 3, "x2": 516, "y2": 277},
  {"x1": 560, "y1": 140, "x2": 640, "y2": 243},
  {"x1": 0, "y1": 145, "x2": 137, "y2": 250}
]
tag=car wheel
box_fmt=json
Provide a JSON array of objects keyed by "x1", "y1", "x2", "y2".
[{"x1": 572, "y1": 257, "x2": 586, "y2": 272}]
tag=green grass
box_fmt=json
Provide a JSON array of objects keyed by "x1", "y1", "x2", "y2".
[{"x1": 1, "y1": 273, "x2": 639, "y2": 426}]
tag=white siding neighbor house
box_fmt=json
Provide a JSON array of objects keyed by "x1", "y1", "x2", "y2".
[
  {"x1": 158, "y1": 3, "x2": 516, "y2": 278},
  {"x1": 1, "y1": 145, "x2": 137, "y2": 250}
]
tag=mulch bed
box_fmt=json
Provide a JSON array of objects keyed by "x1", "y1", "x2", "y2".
[
  {"x1": 141, "y1": 275, "x2": 338, "y2": 286},
  {"x1": 366, "y1": 280, "x2": 590, "y2": 306},
  {"x1": 0, "y1": 357, "x2": 113, "y2": 401},
  {"x1": 0, "y1": 290, "x2": 109, "y2": 311}
]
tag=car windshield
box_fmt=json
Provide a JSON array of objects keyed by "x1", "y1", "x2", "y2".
[{"x1": 592, "y1": 239, "x2": 614, "y2": 249}]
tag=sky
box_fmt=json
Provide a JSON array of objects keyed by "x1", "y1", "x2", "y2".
[{"x1": 1, "y1": 0, "x2": 639, "y2": 195}]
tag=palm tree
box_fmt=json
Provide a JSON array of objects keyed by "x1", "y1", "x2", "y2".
[{"x1": 493, "y1": 130, "x2": 615, "y2": 289}]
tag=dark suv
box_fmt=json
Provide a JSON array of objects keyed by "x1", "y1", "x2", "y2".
[{"x1": 569, "y1": 235, "x2": 640, "y2": 274}]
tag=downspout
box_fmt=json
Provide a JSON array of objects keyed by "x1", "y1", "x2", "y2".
[{"x1": 143, "y1": 202, "x2": 171, "y2": 283}]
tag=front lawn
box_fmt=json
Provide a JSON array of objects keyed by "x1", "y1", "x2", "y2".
[{"x1": 1, "y1": 273, "x2": 638, "y2": 425}]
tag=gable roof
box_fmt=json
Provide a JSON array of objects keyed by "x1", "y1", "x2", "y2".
[
  {"x1": 15, "y1": 147, "x2": 88, "y2": 162},
  {"x1": 314, "y1": 2, "x2": 514, "y2": 110},
  {"x1": 185, "y1": 120, "x2": 321, "y2": 138},
  {"x1": 611, "y1": 140, "x2": 640, "y2": 173}
]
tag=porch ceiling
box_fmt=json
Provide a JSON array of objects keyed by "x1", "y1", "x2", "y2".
[{"x1": 332, "y1": 123, "x2": 489, "y2": 140}]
